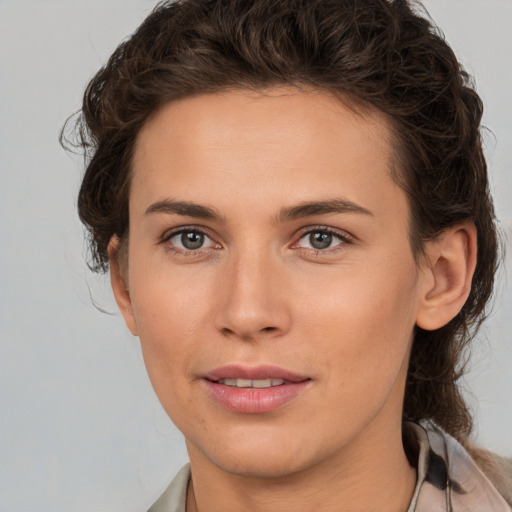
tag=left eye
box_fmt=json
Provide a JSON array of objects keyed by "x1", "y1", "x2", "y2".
[
  {"x1": 166, "y1": 230, "x2": 216, "y2": 251},
  {"x1": 296, "y1": 230, "x2": 345, "y2": 250}
]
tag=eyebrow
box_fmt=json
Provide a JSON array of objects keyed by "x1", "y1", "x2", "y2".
[
  {"x1": 144, "y1": 198, "x2": 373, "y2": 222},
  {"x1": 277, "y1": 199, "x2": 373, "y2": 222},
  {"x1": 144, "y1": 200, "x2": 225, "y2": 221}
]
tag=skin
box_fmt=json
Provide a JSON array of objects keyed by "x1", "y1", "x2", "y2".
[{"x1": 110, "y1": 87, "x2": 476, "y2": 512}]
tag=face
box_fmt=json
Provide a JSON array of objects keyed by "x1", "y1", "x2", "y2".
[{"x1": 115, "y1": 87, "x2": 430, "y2": 478}]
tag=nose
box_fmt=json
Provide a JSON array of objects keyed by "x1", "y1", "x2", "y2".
[{"x1": 214, "y1": 248, "x2": 292, "y2": 341}]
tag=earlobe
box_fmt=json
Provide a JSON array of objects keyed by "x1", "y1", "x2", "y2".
[
  {"x1": 108, "y1": 236, "x2": 138, "y2": 336},
  {"x1": 416, "y1": 223, "x2": 477, "y2": 331}
]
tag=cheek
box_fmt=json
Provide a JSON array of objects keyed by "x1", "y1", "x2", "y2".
[
  {"x1": 126, "y1": 265, "x2": 214, "y2": 399},
  {"x1": 297, "y1": 255, "x2": 419, "y2": 383},
  {"x1": 129, "y1": 252, "x2": 214, "y2": 333}
]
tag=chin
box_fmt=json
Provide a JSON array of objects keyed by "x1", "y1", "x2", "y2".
[
  {"x1": 214, "y1": 454, "x2": 312, "y2": 480},
  {"x1": 187, "y1": 430, "x2": 333, "y2": 480}
]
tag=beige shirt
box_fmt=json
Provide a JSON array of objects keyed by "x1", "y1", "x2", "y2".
[{"x1": 148, "y1": 421, "x2": 511, "y2": 512}]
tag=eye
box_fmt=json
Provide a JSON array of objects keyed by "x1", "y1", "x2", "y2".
[
  {"x1": 164, "y1": 228, "x2": 218, "y2": 252},
  {"x1": 294, "y1": 228, "x2": 349, "y2": 251}
]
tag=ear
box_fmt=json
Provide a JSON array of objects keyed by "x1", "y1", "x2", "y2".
[
  {"x1": 108, "y1": 236, "x2": 138, "y2": 336},
  {"x1": 415, "y1": 223, "x2": 477, "y2": 331}
]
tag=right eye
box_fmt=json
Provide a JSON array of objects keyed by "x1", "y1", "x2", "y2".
[{"x1": 164, "y1": 229, "x2": 218, "y2": 252}]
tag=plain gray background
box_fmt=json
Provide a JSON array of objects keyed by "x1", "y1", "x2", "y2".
[{"x1": 0, "y1": 1, "x2": 511, "y2": 510}]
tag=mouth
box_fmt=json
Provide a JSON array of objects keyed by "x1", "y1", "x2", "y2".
[
  {"x1": 203, "y1": 364, "x2": 309, "y2": 384},
  {"x1": 214, "y1": 378, "x2": 286, "y2": 388},
  {"x1": 202, "y1": 365, "x2": 311, "y2": 414}
]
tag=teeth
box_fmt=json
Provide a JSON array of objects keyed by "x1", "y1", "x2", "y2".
[
  {"x1": 252, "y1": 379, "x2": 271, "y2": 388},
  {"x1": 237, "y1": 379, "x2": 253, "y2": 388},
  {"x1": 218, "y1": 378, "x2": 285, "y2": 388}
]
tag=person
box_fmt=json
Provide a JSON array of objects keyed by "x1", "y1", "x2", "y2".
[{"x1": 64, "y1": 0, "x2": 512, "y2": 510}]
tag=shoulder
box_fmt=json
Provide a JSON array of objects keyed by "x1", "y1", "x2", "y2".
[{"x1": 465, "y1": 443, "x2": 512, "y2": 507}]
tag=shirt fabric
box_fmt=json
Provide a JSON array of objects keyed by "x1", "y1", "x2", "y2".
[{"x1": 148, "y1": 420, "x2": 511, "y2": 512}]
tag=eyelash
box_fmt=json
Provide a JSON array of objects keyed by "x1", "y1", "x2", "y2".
[{"x1": 160, "y1": 225, "x2": 353, "y2": 256}]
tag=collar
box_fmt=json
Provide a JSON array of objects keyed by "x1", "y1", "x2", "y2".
[{"x1": 406, "y1": 420, "x2": 511, "y2": 512}]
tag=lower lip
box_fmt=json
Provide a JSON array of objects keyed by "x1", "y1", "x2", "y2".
[{"x1": 203, "y1": 380, "x2": 311, "y2": 414}]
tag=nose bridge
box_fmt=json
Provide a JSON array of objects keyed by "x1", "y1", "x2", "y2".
[{"x1": 215, "y1": 241, "x2": 289, "y2": 339}]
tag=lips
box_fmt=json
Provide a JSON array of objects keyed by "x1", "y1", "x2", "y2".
[
  {"x1": 204, "y1": 364, "x2": 309, "y2": 383},
  {"x1": 202, "y1": 364, "x2": 311, "y2": 414}
]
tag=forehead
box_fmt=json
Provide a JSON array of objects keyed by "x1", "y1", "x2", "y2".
[
  {"x1": 130, "y1": 87, "x2": 405, "y2": 222},
  {"x1": 135, "y1": 87, "x2": 394, "y2": 160}
]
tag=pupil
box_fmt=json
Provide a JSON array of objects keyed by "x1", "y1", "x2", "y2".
[
  {"x1": 310, "y1": 232, "x2": 332, "y2": 249},
  {"x1": 182, "y1": 231, "x2": 204, "y2": 250}
]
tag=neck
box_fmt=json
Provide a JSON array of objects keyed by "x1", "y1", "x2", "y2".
[{"x1": 185, "y1": 420, "x2": 417, "y2": 512}]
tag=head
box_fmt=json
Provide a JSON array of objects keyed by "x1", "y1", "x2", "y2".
[{"x1": 68, "y1": 0, "x2": 498, "y2": 446}]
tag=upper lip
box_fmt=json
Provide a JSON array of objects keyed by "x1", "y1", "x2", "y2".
[{"x1": 203, "y1": 364, "x2": 310, "y2": 383}]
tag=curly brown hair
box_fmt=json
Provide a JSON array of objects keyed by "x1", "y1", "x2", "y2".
[{"x1": 64, "y1": 0, "x2": 499, "y2": 442}]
